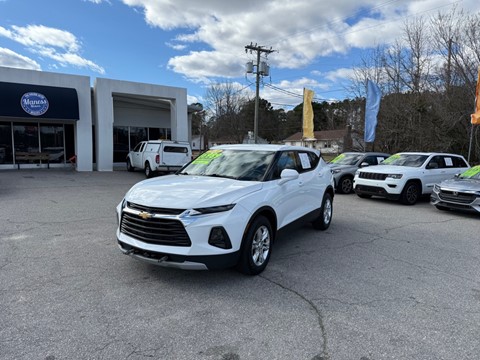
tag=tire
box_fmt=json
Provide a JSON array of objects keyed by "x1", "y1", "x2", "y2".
[
  {"x1": 237, "y1": 216, "x2": 273, "y2": 275},
  {"x1": 337, "y1": 176, "x2": 353, "y2": 194},
  {"x1": 126, "y1": 159, "x2": 134, "y2": 172},
  {"x1": 145, "y1": 162, "x2": 153, "y2": 178},
  {"x1": 312, "y1": 193, "x2": 333, "y2": 230},
  {"x1": 357, "y1": 193, "x2": 372, "y2": 199},
  {"x1": 400, "y1": 181, "x2": 420, "y2": 205}
]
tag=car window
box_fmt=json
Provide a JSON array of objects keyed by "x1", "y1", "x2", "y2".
[
  {"x1": 297, "y1": 151, "x2": 318, "y2": 173},
  {"x1": 427, "y1": 156, "x2": 445, "y2": 169},
  {"x1": 363, "y1": 155, "x2": 380, "y2": 166},
  {"x1": 330, "y1": 153, "x2": 363, "y2": 165},
  {"x1": 449, "y1": 156, "x2": 468, "y2": 168},
  {"x1": 274, "y1": 151, "x2": 298, "y2": 178},
  {"x1": 383, "y1": 154, "x2": 429, "y2": 167},
  {"x1": 133, "y1": 142, "x2": 143, "y2": 152},
  {"x1": 164, "y1": 146, "x2": 188, "y2": 153},
  {"x1": 180, "y1": 149, "x2": 275, "y2": 181}
]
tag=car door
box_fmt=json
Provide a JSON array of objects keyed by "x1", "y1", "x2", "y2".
[
  {"x1": 423, "y1": 155, "x2": 448, "y2": 192},
  {"x1": 131, "y1": 142, "x2": 145, "y2": 168},
  {"x1": 270, "y1": 151, "x2": 304, "y2": 228}
]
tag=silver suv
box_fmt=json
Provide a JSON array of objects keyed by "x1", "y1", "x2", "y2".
[{"x1": 328, "y1": 152, "x2": 390, "y2": 193}]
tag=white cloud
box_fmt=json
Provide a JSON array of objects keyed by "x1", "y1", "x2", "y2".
[
  {"x1": 0, "y1": 47, "x2": 41, "y2": 70},
  {"x1": 0, "y1": 24, "x2": 105, "y2": 74},
  {"x1": 121, "y1": 0, "x2": 480, "y2": 87}
]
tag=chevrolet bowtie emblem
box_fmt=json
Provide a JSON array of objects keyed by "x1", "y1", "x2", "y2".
[{"x1": 138, "y1": 211, "x2": 153, "y2": 220}]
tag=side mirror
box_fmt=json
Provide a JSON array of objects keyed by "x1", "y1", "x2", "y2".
[
  {"x1": 278, "y1": 169, "x2": 299, "y2": 184},
  {"x1": 427, "y1": 162, "x2": 439, "y2": 169},
  {"x1": 359, "y1": 162, "x2": 369, "y2": 168}
]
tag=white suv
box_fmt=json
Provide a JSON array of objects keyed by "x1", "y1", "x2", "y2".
[
  {"x1": 116, "y1": 144, "x2": 335, "y2": 275},
  {"x1": 353, "y1": 152, "x2": 470, "y2": 205}
]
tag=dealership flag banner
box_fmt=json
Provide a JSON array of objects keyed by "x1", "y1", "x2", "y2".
[
  {"x1": 303, "y1": 88, "x2": 315, "y2": 140},
  {"x1": 472, "y1": 66, "x2": 480, "y2": 125},
  {"x1": 364, "y1": 80, "x2": 381, "y2": 143}
]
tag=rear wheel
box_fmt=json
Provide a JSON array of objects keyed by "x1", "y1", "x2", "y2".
[
  {"x1": 237, "y1": 216, "x2": 272, "y2": 275},
  {"x1": 338, "y1": 176, "x2": 353, "y2": 194},
  {"x1": 400, "y1": 181, "x2": 420, "y2": 205},
  {"x1": 145, "y1": 163, "x2": 153, "y2": 178},
  {"x1": 312, "y1": 193, "x2": 333, "y2": 230}
]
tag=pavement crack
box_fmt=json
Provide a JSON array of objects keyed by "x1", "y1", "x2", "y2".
[{"x1": 260, "y1": 274, "x2": 330, "y2": 360}]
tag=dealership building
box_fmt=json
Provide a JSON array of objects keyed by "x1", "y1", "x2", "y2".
[{"x1": 0, "y1": 67, "x2": 193, "y2": 171}]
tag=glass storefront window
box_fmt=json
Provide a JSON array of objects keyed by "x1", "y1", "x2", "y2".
[
  {"x1": 113, "y1": 126, "x2": 129, "y2": 163},
  {"x1": 14, "y1": 123, "x2": 39, "y2": 153},
  {"x1": 0, "y1": 122, "x2": 13, "y2": 164},
  {"x1": 40, "y1": 124, "x2": 65, "y2": 163},
  {"x1": 130, "y1": 127, "x2": 147, "y2": 150}
]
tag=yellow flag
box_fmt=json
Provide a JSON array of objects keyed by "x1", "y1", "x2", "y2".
[
  {"x1": 472, "y1": 66, "x2": 480, "y2": 125},
  {"x1": 303, "y1": 88, "x2": 315, "y2": 139}
]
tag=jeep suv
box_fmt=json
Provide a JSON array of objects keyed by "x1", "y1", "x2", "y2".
[{"x1": 353, "y1": 152, "x2": 470, "y2": 205}]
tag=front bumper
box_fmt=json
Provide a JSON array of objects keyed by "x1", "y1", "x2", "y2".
[
  {"x1": 117, "y1": 240, "x2": 240, "y2": 270},
  {"x1": 430, "y1": 189, "x2": 480, "y2": 213}
]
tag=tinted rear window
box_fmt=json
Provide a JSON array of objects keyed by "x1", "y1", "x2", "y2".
[{"x1": 164, "y1": 146, "x2": 189, "y2": 153}]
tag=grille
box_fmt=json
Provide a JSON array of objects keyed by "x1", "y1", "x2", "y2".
[
  {"x1": 127, "y1": 201, "x2": 185, "y2": 215},
  {"x1": 358, "y1": 172, "x2": 388, "y2": 180},
  {"x1": 120, "y1": 212, "x2": 191, "y2": 246},
  {"x1": 438, "y1": 190, "x2": 476, "y2": 204}
]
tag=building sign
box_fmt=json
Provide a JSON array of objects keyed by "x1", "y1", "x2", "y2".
[
  {"x1": 0, "y1": 81, "x2": 79, "y2": 120},
  {"x1": 20, "y1": 92, "x2": 49, "y2": 116}
]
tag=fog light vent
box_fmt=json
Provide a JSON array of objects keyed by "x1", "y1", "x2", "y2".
[{"x1": 208, "y1": 227, "x2": 232, "y2": 249}]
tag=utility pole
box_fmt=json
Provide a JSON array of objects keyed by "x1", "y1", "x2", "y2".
[{"x1": 245, "y1": 43, "x2": 275, "y2": 143}]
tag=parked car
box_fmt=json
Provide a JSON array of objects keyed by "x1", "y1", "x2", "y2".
[
  {"x1": 126, "y1": 140, "x2": 192, "y2": 178},
  {"x1": 430, "y1": 165, "x2": 480, "y2": 213},
  {"x1": 116, "y1": 144, "x2": 335, "y2": 275},
  {"x1": 328, "y1": 152, "x2": 389, "y2": 193},
  {"x1": 353, "y1": 152, "x2": 470, "y2": 205}
]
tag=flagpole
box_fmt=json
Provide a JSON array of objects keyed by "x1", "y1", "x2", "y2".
[{"x1": 468, "y1": 124, "x2": 473, "y2": 163}]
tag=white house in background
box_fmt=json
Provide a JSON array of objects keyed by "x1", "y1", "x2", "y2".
[{"x1": 283, "y1": 129, "x2": 347, "y2": 155}]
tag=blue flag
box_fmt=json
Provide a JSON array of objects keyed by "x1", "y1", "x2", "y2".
[{"x1": 365, "y1": 80, "x2": 381, "y2": 143}]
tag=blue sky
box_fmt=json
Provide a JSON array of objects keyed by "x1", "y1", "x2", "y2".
[{"x1": 1, "y1": 0, "x2": 479, "y2": 110}]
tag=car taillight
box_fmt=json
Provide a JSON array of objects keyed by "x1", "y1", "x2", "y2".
[{"x1": 155, "y1": 154, "x2": 160, "y2": 164}]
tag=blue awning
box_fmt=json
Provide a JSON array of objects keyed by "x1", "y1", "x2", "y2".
[{"x1": 0, "y1": 81, "x2": 79, "y2": 120}]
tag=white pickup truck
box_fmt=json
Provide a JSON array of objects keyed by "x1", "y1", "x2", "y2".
[{"x1": 126, "y1": 140, "x2": 192, "y2": 178}]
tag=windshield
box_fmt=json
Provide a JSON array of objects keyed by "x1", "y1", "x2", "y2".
[
  {"x1": 382, "y1": 154, "x2": 429, "y2": 167},
  {"x1": 329, "y1": 153, "x2": 363, "y2": 166},
  {"x1": 179, "y1": 149, "x2": 275, "y2": 181},
  {"x1": 459, "y1": 165, "x2": 480, "y2": 180}
]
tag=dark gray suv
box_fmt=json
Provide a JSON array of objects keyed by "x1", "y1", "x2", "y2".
[{"x1": 328, "y1": 152, "x2": 390, "y2": 193}]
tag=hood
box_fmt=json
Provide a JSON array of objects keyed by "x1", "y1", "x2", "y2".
[
  {"x1": 125, "y1": 174, "x2": 262, "y2": 209},
  {"x1": 329, "y1": 163, "x2": 357, "y2": 171},
  {"x1": 358, "y1": 164, "x2": 418, "y2": 174},
  {"x1": 438, "y1": 178, "x2": 480, "y2": 192}
]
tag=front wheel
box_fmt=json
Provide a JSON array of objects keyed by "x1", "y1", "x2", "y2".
[
  {"x1": 312, "y1": 193, "x2": 333, "y2": 230},
  {"x1": 338, "y1": 176, "x2": 353, "y2": 194},
  {"x1": 237, "y1": 216, "x2": 272, "y2": 275},
  {"x1": 126, "y1": 159, "x2": 133, "y2": 172},
  {"x1": 400, "y1": 181, "x2": 420, "y2": 205}
]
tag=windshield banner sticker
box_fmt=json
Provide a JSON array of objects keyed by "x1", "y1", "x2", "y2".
[
  {"x1": 330, "y1": 154, "x2": 345, "y2": 163},
  {"x1": 461, "y1": 165, "x2": 480, "y2": 178},
  {"x1": 192, "y1": 149, "x2": 223, "y2": 165},
  {"x1": 382, "y1": 154, "x2": 400, "y2": 164}
]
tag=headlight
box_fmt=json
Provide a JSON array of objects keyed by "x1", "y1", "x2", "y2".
[
  {"x1": 331, "y1": 169, "x2": 341, "y2": 174},
  {"x1": 433, "y1": 184, "x2": 440, "y2": 192},
  {"x1": 386, "y1": 174, "x2": 403, "y2": 179},
  {"x1": 188, "y1": 204, "x2": 236, "y2": 216},
  {"x1": 354, "y1": 170, "x2": 360, "y2": 176}
]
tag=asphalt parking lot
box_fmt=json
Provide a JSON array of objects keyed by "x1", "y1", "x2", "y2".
[{"x1": 1, "y1": 169, "x2": 479, "y2": 360}]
